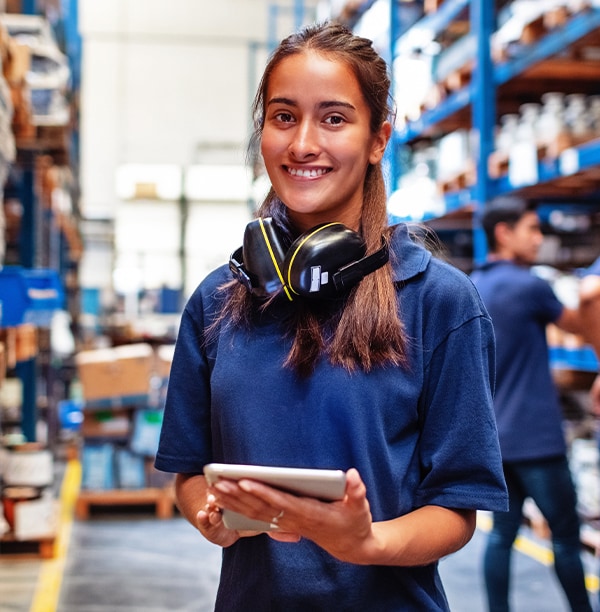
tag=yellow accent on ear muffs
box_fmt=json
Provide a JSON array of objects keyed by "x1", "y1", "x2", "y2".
[
  {"x1": 284, "y1": 223, "x2": 340, "y2": 296},
  {"x1": 229, "y1": 217, "x2": 389, "y2": 300},
  {"x1": 257, "y1": 218, "x2": 293, "y2": 301}
]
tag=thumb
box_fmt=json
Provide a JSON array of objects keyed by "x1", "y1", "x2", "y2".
[{"x1": 345, "y1": 468, "x2": 367, "y2": 504}]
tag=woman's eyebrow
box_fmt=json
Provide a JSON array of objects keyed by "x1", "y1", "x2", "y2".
[
  {"x1": 267, "y1": 96, "x2": 296, "y2": 107},
  {"x1": 267, "y1": 97, "x2": 355, "y2": 111},
  {"x1": 319, "y1": 100, "x2": 355, "y2": 111}
]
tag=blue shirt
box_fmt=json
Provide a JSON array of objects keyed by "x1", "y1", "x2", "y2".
[
  {"x1": 584, "y1": 256, "x2": 600, "y2": 276},
  {"x1": 156, "y1": 224, "x2": 507, "y2": 611},
  {"x1": 471, "y1": 260, "x2": 565, "y2": 462}
]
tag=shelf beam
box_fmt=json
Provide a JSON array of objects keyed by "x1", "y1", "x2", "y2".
[
  {"x1": 495, "y1": 9, "x2": 600, "y2": 85},
  {"x1": 396, "y1": 8, "x2": 600, "y2": 144}
]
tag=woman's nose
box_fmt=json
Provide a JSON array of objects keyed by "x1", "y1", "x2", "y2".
[{"x1": 288, "y1": 121, "x2": 319, "y2": 159}]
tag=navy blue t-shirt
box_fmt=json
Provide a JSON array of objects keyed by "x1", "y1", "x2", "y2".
[
  {"x1": 156, "y1": 224, "x2": 507, "y2": 611},
  {"x1": 471, "y1": 260, "x2": 565, "y2": 462},
  {"x1": 585, "y1": 256, "x2": 600, "y2": 276}
]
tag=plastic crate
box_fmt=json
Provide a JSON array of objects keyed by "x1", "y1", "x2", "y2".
[{"x1": 0, "y1": 266, "x2": 65, "y2": 327}]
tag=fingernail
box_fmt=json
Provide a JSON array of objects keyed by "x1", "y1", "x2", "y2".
[
  {"x1": 238, "y1": 479, "x2": 252, "y2": 492},
  {"x1": 215, "y1": 480, "x2": 234, "y2": 493}
]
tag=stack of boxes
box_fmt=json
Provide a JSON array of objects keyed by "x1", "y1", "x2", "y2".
[{"x1": 74, "y1": 343, "x2": 173, "y2": 493}]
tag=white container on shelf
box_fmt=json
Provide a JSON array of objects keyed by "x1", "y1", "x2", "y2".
[{"x1": 3, "y1": 447, "x2": 53, "y2": 488}]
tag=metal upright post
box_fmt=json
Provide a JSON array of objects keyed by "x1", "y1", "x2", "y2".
[
  {"x1": 471, "y1": 0, "x2": 496, "y2": 264},
  {"x1": 386, "y1": 0, "x2": 398, "y2": 198},
  {"x1": 17, "y1": 1, "x2": 40, "y2": 442},
  {"x1": 471, "y1": 0, "x2": 495, "y2": 265}
]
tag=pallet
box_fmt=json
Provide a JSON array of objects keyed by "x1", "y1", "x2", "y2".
[
  {"x1": 75, "y1": 487, "x2": 176, "y2": 520},
  {"x1": 0, "y1": 534, "x2": 56, "y2": 558}
]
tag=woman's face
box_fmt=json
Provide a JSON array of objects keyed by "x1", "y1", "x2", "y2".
[{"x1": 260, "y1": 50, "x2": 390, "y2": 232}]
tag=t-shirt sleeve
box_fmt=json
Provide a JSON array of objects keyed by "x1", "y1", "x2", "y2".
[
  {"x1": 529, "y1": 275, "x2": 564, "y2": 325},
  {"x1": 415, "y1": 303, "x2": 508, "y2": 511},
  {"x1": 154, "y1": 292, "x2": 214, "y2": 474},
  {"x1": 584, "y1": 256, "x2": 600, "y2": 277}
]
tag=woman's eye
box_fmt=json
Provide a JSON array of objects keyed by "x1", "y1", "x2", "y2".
[
  {"x1": 275, "y1": 112, "x2": 294, "y2": 123},
  {"x1": 324, "y1": 115, "x2": 345, "y2": 126}
]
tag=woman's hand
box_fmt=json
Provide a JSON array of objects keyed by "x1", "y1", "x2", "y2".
[
  {"x1": 210, "y1": 468, "x2": 476, "y2": 566},
  {"x1": 176, "y1": 473, "x2": 261, "y2": 548},
  {"x1": 210, "y1": 468, "x2": 378, "y2": 563}
]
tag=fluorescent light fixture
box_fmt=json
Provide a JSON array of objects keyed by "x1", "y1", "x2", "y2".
[{"x1": 184, "y1": 164, "x2": 250, "y2": 201}]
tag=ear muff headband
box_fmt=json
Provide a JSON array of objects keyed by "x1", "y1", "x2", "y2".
[
  {"x1": 230, "y1": 217, "x2": 388, "y2": 299},
  {"x1": 258, "y1": 218, "x2": 293, "y2": 301},
  {"x1": 285, "y1": 222, "x2": 340, "y2": 296}
]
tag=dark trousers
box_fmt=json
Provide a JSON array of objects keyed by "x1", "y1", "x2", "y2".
[{"x1": 483, "y1": 456, "x2": 592, "y2": 612}]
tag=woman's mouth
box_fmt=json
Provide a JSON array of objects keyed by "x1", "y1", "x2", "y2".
[{"x1": 285, "y1": 166, "x2": 331, "y2": 178}]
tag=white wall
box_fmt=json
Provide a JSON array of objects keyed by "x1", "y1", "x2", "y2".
[{"x1": 77, "y1": 0, "x2": 319, "y2": 296}]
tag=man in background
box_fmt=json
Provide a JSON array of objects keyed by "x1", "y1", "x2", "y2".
[{"x1": 471, "y1": 195, "x2": 600, "y2": 612}]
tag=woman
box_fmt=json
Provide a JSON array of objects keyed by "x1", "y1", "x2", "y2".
[{"x1": 155, "y1": 22, "x2": 507, "y2": 611}]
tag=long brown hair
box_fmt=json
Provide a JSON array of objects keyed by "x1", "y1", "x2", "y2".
[{"x1": 214, "y1": 22, "x2": 407, "y2": 376}]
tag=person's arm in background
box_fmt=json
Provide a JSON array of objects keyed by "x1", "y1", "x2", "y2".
[
  {"x1": 579, "y1": 272, "x2": 600, "y2": 413},
  {"x1": 546, "y1": 259, "x2": 600, "y2": 414}
]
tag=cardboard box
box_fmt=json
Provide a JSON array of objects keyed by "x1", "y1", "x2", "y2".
[
  {"x1": 155, "y1": 344, "x2": 174, "y2": 379},
  {"x1": 75, "y1": 343, "x2": 154, "y2": 401},
  {"x1": 3, "y1": 39, "x2": 30, "y2": 85},
  {"x1": 13, "y1": 494, "x2": 57, "y2": 540},
  {"x1": 81, "y1": 409, "x2": 131, "y2": 439}
]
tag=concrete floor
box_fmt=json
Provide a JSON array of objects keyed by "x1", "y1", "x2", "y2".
[{"x1": 1, "y1": 508, "x2": 598, "y2": 612}]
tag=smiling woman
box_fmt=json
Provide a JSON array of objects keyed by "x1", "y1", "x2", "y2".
[
  {"x1": 260, "y1": 51, "x2": 389, "y2": 232},
  {"x1": 154, "y1": 21, "x2": 508, "y2": 612}
]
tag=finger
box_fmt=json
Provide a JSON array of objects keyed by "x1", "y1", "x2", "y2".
[
  {"x1": 268, "y1": 531, "x2": 301, "y2": 543},
  {"x1": 214, "y1": 479, "x2": 282, "y2": 519}
]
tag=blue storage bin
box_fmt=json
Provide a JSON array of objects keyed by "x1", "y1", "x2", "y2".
[
  {"x1": 58, "y1": 399, "x2": 84, "y2": 431},
  {"x1": 0, "y1": 266, "x2": 65, "y2": 326}
]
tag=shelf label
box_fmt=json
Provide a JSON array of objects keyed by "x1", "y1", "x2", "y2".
[{"x1": 508, "y1": 142, "x2": 538, "y2": 187}]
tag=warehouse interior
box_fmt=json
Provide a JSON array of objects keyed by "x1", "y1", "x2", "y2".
[{"x1": 1, "y1": 0, "x2": 600, "y2": 610}]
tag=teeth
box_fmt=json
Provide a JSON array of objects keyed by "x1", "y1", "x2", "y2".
[{"x1": 288, "y1": 167, "x2": 328, "y2": 178}]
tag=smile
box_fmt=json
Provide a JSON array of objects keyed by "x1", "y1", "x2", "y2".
[{"x1": 285, "y1": 166, "x2": 331, "y2": 178}]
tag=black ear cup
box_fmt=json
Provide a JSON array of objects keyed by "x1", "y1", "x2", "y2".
[
  {"x1": 230, "y1": 217, "x2": 389, "y2": 300},
  {"x1": 284, "y1": 223, "x2": 366, "y2": 298},
  {"x1": 229, "y1": 218, "x2": 292, "y2": 299}
]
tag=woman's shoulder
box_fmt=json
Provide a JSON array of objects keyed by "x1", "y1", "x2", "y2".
[
  {"x1": 184, "y1": 263, "x2": 232, "y2": 315},
  {"x1": 390, "y1": 223, "x2": 474, "y2": 289},
  {"x1": 390, "y1": 225, "x2": 488, "y2": 323}
]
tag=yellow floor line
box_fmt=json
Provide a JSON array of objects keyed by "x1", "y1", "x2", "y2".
[
  {"x1": 29, "y1": 459, "x2": 81, "y2": 612},
  {"x1": 477, "y1": 512, "x2": 599, "y2": 594}
]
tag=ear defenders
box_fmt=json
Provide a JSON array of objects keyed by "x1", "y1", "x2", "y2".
[{"x1": 229, "y1": 217, "x2": 389, "y2": 300}]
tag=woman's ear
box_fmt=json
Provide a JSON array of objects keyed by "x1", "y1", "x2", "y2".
[{"x1": 369, "y1": 121, "x2": 392, "y2": 165}]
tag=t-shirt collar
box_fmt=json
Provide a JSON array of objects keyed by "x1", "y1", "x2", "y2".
[{"x1": 389, "y1": 223, "x2": 431, "y2": 283}]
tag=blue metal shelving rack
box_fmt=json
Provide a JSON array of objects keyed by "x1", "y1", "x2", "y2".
[
  {"x1": 386, "y1": 0, "x2": 600, "y2": 373},
  {"x1": 393, "y1": 1, "x2": 600, "y2": 214},
  {"x1": 0, "y1": 2, "x2": 80, "y2": 442}
]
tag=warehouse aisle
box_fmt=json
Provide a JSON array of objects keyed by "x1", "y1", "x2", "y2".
[
  {"x1": 1, "y1": 458, "x2": 598, "y2": 611},
  {"x1": 56, "y1": 513, "x2": 600, "y2": 611}
]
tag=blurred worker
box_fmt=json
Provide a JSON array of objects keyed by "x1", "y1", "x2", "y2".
[{"x1": 471, "y1": 195, "x2": 598, "y2": 612}]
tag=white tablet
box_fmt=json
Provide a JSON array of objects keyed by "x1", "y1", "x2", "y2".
[{"x1": 203, "y1": 463, "x2": 347, "y2": 531}]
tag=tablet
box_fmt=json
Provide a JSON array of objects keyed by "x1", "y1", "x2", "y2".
[{"x1": 203, "y1": 463, "x2": 347, "y2": 531}]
